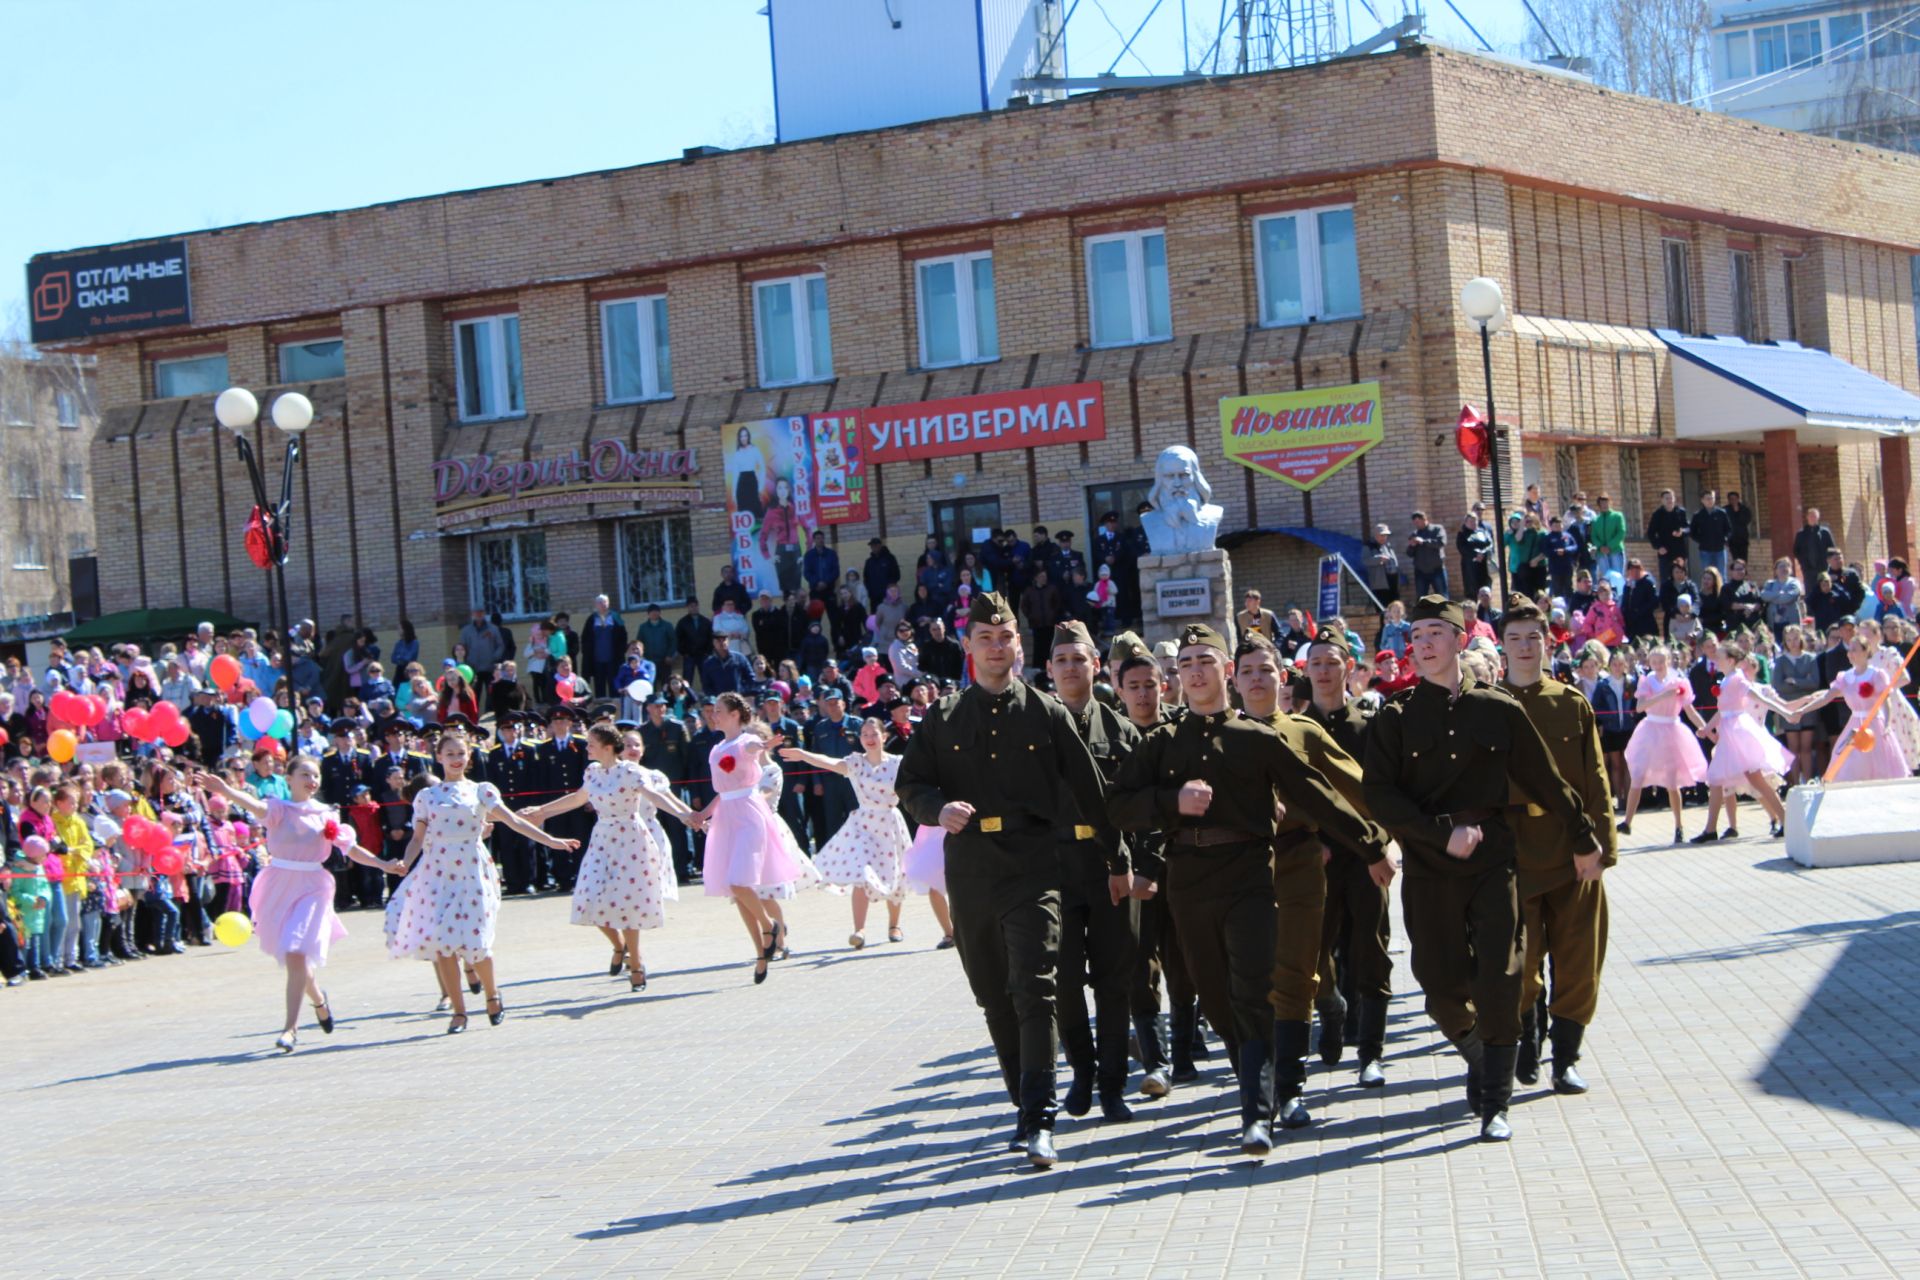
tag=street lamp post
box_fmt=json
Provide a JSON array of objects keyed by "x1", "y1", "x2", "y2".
[
  {"x1": 214, "y1": 387, "x2": 314, "y2": 721},
  {"x1": 1459, "y1": 277, "x2": 1511, "y2": 604}
]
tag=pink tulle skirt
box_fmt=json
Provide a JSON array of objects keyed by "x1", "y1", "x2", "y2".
[
  {"x1": 902, "y1": 824, "x2": 946, "y2": 896},
  {"x1": 702, "y1": 791, "x2": 806, "y2": 896},
  {"x1": 1624, "y1": 716, "x2": 1708, "y2": 791},
  {"x1": 1832, "y1": 713, "x2": 1913, "y2": 782},
  {"x1": 1705, "y1": 715, "x2": 1793, "y2": 794},
  {"x1": 248, "y1": 864, "x2": 346, "y2": 967}
]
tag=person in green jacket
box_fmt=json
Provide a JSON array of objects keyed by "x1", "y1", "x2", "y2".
[
  {"x1": 1589, "y1": 493, "x2": 1628, "y2": 584},
  {"x1": 8, "y1": 836, "x2": 53, "y2": 978}
]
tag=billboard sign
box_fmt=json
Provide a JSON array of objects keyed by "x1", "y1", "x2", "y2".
[
  {"x1": 29, "y1": 241, "x2": 192, "y2": 343},
  {"x1": 1218, "y1": 381, "x2": 1383, "y2": 491}
]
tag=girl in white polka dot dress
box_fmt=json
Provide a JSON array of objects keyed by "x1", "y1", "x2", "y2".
[
  {"x1": 388, "y1": 731, "x2": 578, "y2": 1033},
  {"x1": 781, "y1": 718, "x2": 912, "y2": 949},
  {"x1": 526, "y1": 724, "x2": 695, "y2": 992}
]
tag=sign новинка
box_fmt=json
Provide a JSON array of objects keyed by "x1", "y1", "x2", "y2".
[
  {"x1": 1218, "y1": 381, "x2": 1383, "y2": 491},
  {"x1": 29, "y1": 241, "x2": 192, "y2": 343}
]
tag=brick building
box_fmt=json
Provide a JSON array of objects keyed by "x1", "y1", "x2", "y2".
[{"x1": 36, "y1": 43, "x2": 1920, "y2": 660}]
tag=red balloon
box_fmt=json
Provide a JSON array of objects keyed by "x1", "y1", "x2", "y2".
[
  {"x1": 50, "y1": 691, "x2": 79, "y2": 723},
  {"x1": 122, "y1": 815, "x2": 155, "y2": 850},
  {"x1": 123, "y1": 708, "x2": 151, "y2": 741},
  {"x1": 151, "y1": 848, "x2": 184, "y2": 877},
  {"x1": 808, "y1": 599, "x2": 827, "y2": 620},
  {"x1": 161, "y1": 720, "x2": 191, "y2": 748},
  {"x1": 0, "y1": 726, "x2": 9, "y2": 747},
  {"x1": 209, "y1": 653, "x2": 241, "y2": 690}
]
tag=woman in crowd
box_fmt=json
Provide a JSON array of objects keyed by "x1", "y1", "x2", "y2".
[
  {"x1": 193, "y1": 757, "x2": 401, "y2": 1053},
  {"x1": 782, "y1": 718, "x2": 911, "y2": 949},
  {"x1": 1696, "y1": 643, "x2": 1796, "y2": 841},
  {"x1": 689, "y1": 692, "x2": 802, "y2": 984},
  {"x1": 887, "y1": 620, "x2": 921, "y2": 685},
  {"x1": 1770, "y1": 624, "x2": 1823, "y2": 784},
  {"x1": 390, "y1": 620, "x2": 420, "y2": 673},
  {"x1": 1588, "y1": 646, "x2": 1636, "y2": 808},
  {"x1": 1696, "y1": 566, "x2": 1726, "y2": 635},
  {"x1": 1762, "y1": 559, "x2": 1805, "y2": 641},
  {"x1": 147, "y1": 763, "x2": 215, "y2": 947},
  {"x1": 1618, "y1": 645, "x2": 1712, "y2": 843}
]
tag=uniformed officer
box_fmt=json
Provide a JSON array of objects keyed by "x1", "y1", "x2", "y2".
[
  {"x1": 641, "y1": 695, "x2": 694, "y2": 878},
  {"x1": 320, "y1": 719, "x2": 378, "y2": 909},
  {"x1": 1230, "y1": 633, "x2": 1390, "y2": 1121},
  {"x1": 536, "y1": 705, "x2": 593, "y2": 889},
  {"x1": 897, "y1": 592, "x2": 1112, "y2": 1170},
  {"x1": 488, "y1": 711, "x2": 544, "y2": 895},
  {"x1": 1046, "y1": 620, "x2": 1141, "y2": 1123},
  {"x1": 759, "y1": 690, "x2": 811, "y2": 850},
  {"x1": 1298, "y1": 636, "x2": 1397, "y2": 1086},
  {"x1": 371, "y1": 717, "x2": 432, "y2": 785},
  {"x1": 803, "y1": 688, "x2": 859, "y2": 843},
  {"x1": 1109, "y1": 623, "x2": 1377, "y2": 1156},
  {"x1": 1497, "y1": 599, "x2": 1615, "y2": 1095},
  {"x1": 1361, "y1": 595, "x2": 1598, "y2": 1142},
  {"x1": 685, "y1": 698, "x2": 724, "y2": 875}
]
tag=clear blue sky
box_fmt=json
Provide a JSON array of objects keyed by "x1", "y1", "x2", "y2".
[{"x1": 0, "y1": 0, "x2": 1529, "y2": 341}]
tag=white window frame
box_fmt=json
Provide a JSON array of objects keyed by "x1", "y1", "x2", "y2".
[
  {"x1": 915, "y1": 251, "x2": 999, "y2": 368},
  {"x1": 277, "y1": 337, "x2": 346, "y2": 382},
  {"x1": 1663, "y1": 238, "x2": 1694, "y2": 333},
  {"x1": 452, "y1": 313, "x2": 524, "y2": 423},
  {"x1": 12, "y1": 457, "x2": 39, "y2": 499},
  {"x1": 55, "y1": 389, "x2": 79, "y2": 427},
  {"x1": 1, "y1": 382, "x2": 28, "y2": 426},
  {"x1": 1084, "y1": 229, "x2": 1171, "y2": 348},
  {"x1": 752, "y1": 273, "x2": 833, "y2": 387},
  {"x1": 467, "y1": 530, "x2": 549, "y2": 620},
  {"x1": 1252, "y1": 203, "x2": 1363, "y2": 327},
  {"x1": 62, "y1": 461, "x2": 85, "y2": 499},
  {"x1": 1730, "y1": 249, "x2": 1758, "y2": 341},
  {"x1": 615, "y1": 515, "x2": 696, "y2": 611},
  {"x1": 599, "y1": 295, "x2": 673, "y2": 404},
  {"x1": 152, "y1": 352, "x2": 230, "y2": 400},
  {"x1": 13, "y1": 534, "x2": 45, "y2": 570}
]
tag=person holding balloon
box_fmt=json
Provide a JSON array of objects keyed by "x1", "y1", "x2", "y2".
[{"x1": 190, "y1": 757, "x2": 404, "y2": 1053}]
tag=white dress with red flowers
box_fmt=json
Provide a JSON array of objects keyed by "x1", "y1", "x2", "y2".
[
  {"x1": 387, "y1": 780, "x2": 503, "y2": 963},
  {"x1": 640, "y1": 765, "x2": 680, "y2": 904},
  {"x1": 811, "y1": 754, "x2": 911, "y2": 903},
  {"x1": 570, "y1": 761, "x2": 666, "y2": 931}
]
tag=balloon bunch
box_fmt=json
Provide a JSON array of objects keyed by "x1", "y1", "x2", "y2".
[
  {"x1": 124, "y1": 699, "x2": 192, "y2": 749},
  {"x1": 236, "y1": 695, "x2": 293, "y2": 743},
  {"x1": 122, "y1": 814, "x2": 184, "y2": 876}
]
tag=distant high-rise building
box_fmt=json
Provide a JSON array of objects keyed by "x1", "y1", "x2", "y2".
[{"x1": 1708, "y1": 2, "x2": 1920, "y2": 150}]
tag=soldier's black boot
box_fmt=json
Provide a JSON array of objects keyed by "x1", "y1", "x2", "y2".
[
  {"x1": 1516, "y1": 1005, "x2": 1541, "y2": 1086},
  {"x1": 1451, "y1": 1028, "x2": 1485, "y2": 1114},
  {"x1": 1550, "y1": 1019, "x2": 1590, "y2": 1095},
  {"x1": 1316, "y1": 989, "x2": 1348, "y2": 1065},
  {"x1": 1063, "y1": 1066, "x2": 1095, "y2": 1118},
  {"x1": 1274, "y1": 1020, "x2": 1313, "y2": 1129},
  {"x1": 1136, "y1": 1012, "x2": 1171, "y2": 1098},
  {"x1": 1170, "y1": 1002, "x2": 1200, "y2": 1083},
  {"x1": 1002, "y1": 1057, "x2": 1027, "y2": 1150},
  {"x1": 1356, "y1": 995, "x2": 1389, "y2": 1088},
  {"x1": 1479, "y1": 1044, "x2": 1518, "y2": 1142},
  {"x1": 1018, "y1": 1071, "x2": 1059, "y2": 1168},
  {"x1": 1236, "y1": 1033, "x2": 1277, "y2": 1156}
]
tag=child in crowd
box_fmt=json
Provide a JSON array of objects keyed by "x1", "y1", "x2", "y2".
[
  {"x1": 377, "y1": 764, "x2": 412, "y2": 900},
  {"x1": 345, "y1": 784, "x2": 386, "y2": 906},
  {"x1": 8, "y1": 836, "x2": 52, "y2": 979},
  {"x1": 51, "y1": 784, "x2": 96, "y2": 970},
  {"x1": 206, "y1": 793, "x2": 252, "y2": 918}
]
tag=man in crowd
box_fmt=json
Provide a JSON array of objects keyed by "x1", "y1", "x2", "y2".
[
  {"x1": 1498, "y1": 599, "x2": 1614, "y2": 1095},
  {"x1": 1238, "y1": 588, "x2": 1282, "y2": 639},
  {"x1": 675, "y1": 598, "x2": 713, "y2": 684},
  {"x1": 759, "y1": 689, "x2": 809, "y2": 849},
  {"x1": 920, "y1": 618, "x2": 964, "y2": 683},
  {"x1": 1020, "y1": 568, "x2": 1062, "y2": 667},
  {"x1": 320, "y1": 719, "x2": 378, "y2": 909},
  {"x1": 1689, "y1": 489, "x2": 1731, "y2": 583},
  {"x1": 535, "y1": 706, "x2": 592, "y2": 890},
  {"x1": 863, "y1": 537, "x2": 901, "y2": 607},
  {"x1": 710, "y1": 563, "x2": 752, "y2": 616},
  {"x1": 898, "y1": 592, "x2": 1112, "y2": 1168},
  {"x1": 803, "y1": 687, "x2": 859, "y2": 845},
  {"x1": 1724, "y1": 489, "x2": 1753, "y2": 566},
  {"x1": 1406, "y1": 511, "x2": 1449, "y2": 598},
  {"x1": 1588, "y1": 492, "x2": 1626, "y2": 583},
  {"x1": 636, "y1": 604, "x2": 676, "y2": 679},
  {"x1": 1645, "y1": 489, "x2": 1690, "y2": 586},
  {"x1": 1826, "y1": 548, "x2": 1866, "y2": 616},
  {"x1": 1362, "y1": 595, "x2": 1597, "y2": 1143},
  {"x1": 489, "y1": 711, "x2": 546, "y2": 895},
  {"x1": 1622, "y1": 558, "x2": 1661, "y2": 640},
  {"x1": 578, "y1": 594, "x2": 628, "y2": 700},
  {"x1": 1794, "y1": 506, "x2": 1836, "y2": 587},
  {"x1": 640, "y1": 695, "x2": 694, "y2": 880},
  {"x1": 804, "y1": 529, "x2": 840, "y2": 601},
  {"x1": 1456, "y1": 507, "x2": 1494, "y2": 598},
  {"x1": 700, "y1": 633, "x2": 754, "y2": 697}
]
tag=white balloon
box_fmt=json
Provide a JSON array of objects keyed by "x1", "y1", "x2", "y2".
[
  {"x1": 248, "y1": 696, "x2": 277, "y2": 733},
  {"x1": 626, "y1": 679, "x2": 653, "y2": 702}
]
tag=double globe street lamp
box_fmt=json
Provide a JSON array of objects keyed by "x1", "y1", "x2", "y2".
[
  {"x1": 1459, "y1": 276, "x2": 1512, "y2": 602},
  {"x1": 213, "y1": 386, "x2": 315, "y2": 709}
]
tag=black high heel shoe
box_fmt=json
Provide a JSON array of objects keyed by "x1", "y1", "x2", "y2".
[
  {"x1": 313, "y1": 993, "x2": 334, "y2": 1035},
  {"x1": 465, "y1": 967, "x2": 482, "y2": 995},
  {"x1": 629, "y1": 967, "x2": 647, "y2": 993},
  {"x1": 774, "y1": 920, "x2": 790, "y2": 960},
  {"x1": 755, "y1": 928, "x2": 774, "y2": 985},
  {"x1": 447, "y1": 1013, "x2": 468, "y2": 1035},
  {"x1": 486, "y1": 995, "x2": 505, "y2": 1027},
  {"x1": 608, "y1": 948, "x2": 625, "y2": 977}
]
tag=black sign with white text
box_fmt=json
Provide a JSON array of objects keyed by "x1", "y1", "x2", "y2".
[{"x1": 28, "y1": 240, "x2": 191, "y2": 343}]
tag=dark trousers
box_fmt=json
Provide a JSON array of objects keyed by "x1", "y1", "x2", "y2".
[
  {"x1": 1401, "y1": 865, "x2": 1524, "y2": 1046},
  {"x1": 495, "y1": 827, "x2": 536, "y2": 894},
  {"x1": 590, "y1": 671, "x2": 617, "y2": 699},
  {"x1": 1169, "y1": 842, "x2": 1277, "y2": 1125},
  {"x1": 656, "y1": 811, "x2": 696, "y2": 881},
  {"x1": 1521, "y1": 874, "x2": 1608, "y2": 1026},
  {"x1": 1268, "y1": 840, "x2": 1327, "y2": 1022},
  {"x1": 947, "y1": 858, "x2": 1063, "y2": 1130},
  {"x1": 1318, "y1": 851, "x2": 1393, "y2": 1006},
  {"x1": 1055, "y1": 849, "x2": 1139, "y2": 1097},
  {"x1": 551, "y1": 810, "x2": 593, "y2": 889},
  {"x1": 351, "y1": 862, "x2": 385, "y2": 909},
  {"x1": 1130, "y1": 884, "x2": 1195, "y2": 1020}
]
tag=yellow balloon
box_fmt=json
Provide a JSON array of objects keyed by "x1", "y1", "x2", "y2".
[
  {"x1": 213, "y1": 912, "x2": 254, "y2": 948},
  {"x1": 47, "y1": 729, "x2": 76, "y2": 763}
]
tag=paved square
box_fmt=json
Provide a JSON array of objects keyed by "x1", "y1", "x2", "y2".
[{"x1": 3, "y1": 826, "x2": 1916, "y2": 1278}]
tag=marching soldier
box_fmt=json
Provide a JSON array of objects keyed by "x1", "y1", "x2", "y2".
[
  {"x1": 1497, "y1": 600, "x2": 1614, "y2": 1095},
  {"x1": 1045, "y1": 620, "x2": 1141, "y2": 1123},
  {"x1": 1229, "y1": 634, "x2": 1390, "y2": 1117},
  {"x1": 1361, "y1": 596, "x2": 1598, "y2": 1142},
  {"x1": 488, "y1": 711, "x2": 544, "y2": 896},
  {"x1": 1108, "y1": 623, "x2": 1376, "y2": 1157},
  {"x1": 1298, "y1": 636, "x2": 1397, "y2": 1086},
  {"x1": 897, "y1": 592, "x2": 1112, "y2": 1170}
]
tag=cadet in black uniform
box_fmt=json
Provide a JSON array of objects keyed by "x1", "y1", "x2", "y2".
[
  {"x1": 897, "y1": 592, "x2": 1112, "y2": 1170},
  {"x1": 536, "y1": 706, "x2": 592, "y2": 890},
  {"x1": 1361, "y1": 596, "x2": 1598, "y2": 1143},
  {"x1": 685, "y1": 698, "x2": 724, "y2": 878},
  {"x1": 1045, "y1": 620, "x2": 1141, "y2": 1123},
  {"x1": 320, "y1": 719, "x2": 377, "y2": 909},
  {"x1": 640, "y1": 695, "x2": 694, "y2": 879},
  {"x1": 1109, "y1": 624, "x2": 1376, "y2": 1157},
  {"x1": 488, "y1": 711, "x2": 544, "y2": 895}
]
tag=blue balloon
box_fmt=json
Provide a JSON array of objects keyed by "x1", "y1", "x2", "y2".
[
  {"x1": 1604, "y1": 569, "x2": 1625, "y2": 593},
  {"x1": 271, "y1": 709, "x2": 294, "y2": 738},
  {"x1": 237, "y1": 714, "x2": 262, "y2": 739}
]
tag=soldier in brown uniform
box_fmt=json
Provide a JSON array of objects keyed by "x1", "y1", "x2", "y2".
[
  {"x1": 897, "y1": 592, "x2": 1114, "y2": 1169},
  {"x1": 1361, "y1": 596, "x2": 1598, "y2": 1142},
  {"x1": 1045, "y1": 620, "x2": 1142, "y2": 1122},
  {"x1": 1109, "y1": 624, "x2": 1377, "y2": 1156},
  {"x1": 1497, "y1": 599, "x2": 1614, "y2": 1095},
  {"x1": 1298, "y1": 636, "x2": 1396, "y2": 1086},
  {"x1": 1230, "y1": 634, "x2": 1391, "y2": 1120}
]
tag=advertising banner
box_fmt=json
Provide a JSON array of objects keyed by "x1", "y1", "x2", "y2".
[
  {"x1": 721, "y1": 412, "x2": 870, "y2": 598},
  {"x1": 1317, "y1": 555, "x2": 1343, "y2": 621},
  {"x1": 431, "y1": 439, "x2": 699, "y2": 530},
  {"x1": 29, "y1": 241, "x2": 192, "y2": 343},
  {"x1": 1218, "y1": 381, "x2": 1383, "y2": 491},
  {"x1": 802, "y1": 410, "x2": 870, "y2": 525}
]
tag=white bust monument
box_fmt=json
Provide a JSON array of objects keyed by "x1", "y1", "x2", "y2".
[{"x1": 1140, "y1": 444, "x2": 1224, "y2": 555}]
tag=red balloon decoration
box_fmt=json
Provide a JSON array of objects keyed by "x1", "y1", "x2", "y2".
[
  {"x1": 151, "y1": 848, "x2": 184, "y2": 877},
  {"x1": 209, "y1": 653, "x2": 241, "y2": 690},
  {"x1": 123, "y1": 708, "x2": 152, "y2": 741},
  {"x1": 161, "y1": 720, "x2": 191, "y2": 748}
]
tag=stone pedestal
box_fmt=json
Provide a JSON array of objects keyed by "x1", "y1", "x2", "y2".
[
  {"x1": 1786, "y1": 778, "x2": 1920, "y2": 867},
  {"x1": 1137, "y1": 548, "x2": 1235, "y2": 654}
]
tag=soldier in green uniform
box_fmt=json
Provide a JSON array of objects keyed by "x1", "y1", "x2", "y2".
[
  {"x1": 1497, "y1": 599, "x2": 1615, "y2": 1095},
  {"x1": 1298, "y1": 636, "x2": 1396, "y2": 1086},
  {"x1": 1046, "y1": 621, "x2": 1141, "y2": 1122},
  {"x1": 897, "y1": 592, "x2": 1114, "y2": 1169},
  {"x1": 1361, "y1": 596, "x2": 1598, "y2": 1142},
  {"x1": 1230, "y1": 634, "x2": 1390, "y2": 1120},
  {"x1": 1109, "y1": 623, "x2": 1377, "y2": 1156}
]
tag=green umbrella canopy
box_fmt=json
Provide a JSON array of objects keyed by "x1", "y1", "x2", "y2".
[{"x1": 63, "y1": 607, "x2": 258, "y2": 649}]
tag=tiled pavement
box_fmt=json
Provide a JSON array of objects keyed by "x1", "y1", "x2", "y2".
[{"x1": 3, "y1": 824, "x2": 1916, "y2": 1278}]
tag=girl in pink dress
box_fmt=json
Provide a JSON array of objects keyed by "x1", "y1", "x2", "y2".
[
  {"x1": 1791, "y1": 634, "x2": 1914, "y2": 782},
  {"x1": 192, "y1": 759, "x2": 403, "y2": 1054},
  {"x1": 689, "y1": 692, "x2": 805, "y2": 984},
  {"x1": 1618, "y1": 646, "x2": 1712, "y2": 844},
  {"x1": 524, "y1": 724, "x2": 694, "y2": 992},
  {"x1": 1697, "y1": 646, "x2": 1795, "y2": 841},
  {"x1": 781, "y1": 718, "x2": 912, "y2": 949}
]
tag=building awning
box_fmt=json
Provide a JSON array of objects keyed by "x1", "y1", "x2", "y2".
[
  {"x1": 1217, "y1": 524, "x2": 1368, "y2": 568},
  {"x1": 1656, "y1": 329, "x2": 1920, "y2": 445}
]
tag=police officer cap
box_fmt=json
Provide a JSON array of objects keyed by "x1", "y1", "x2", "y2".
[
  {"x1": 546, "y1": 704, "x2": 579, "y2": 723},
  {"x1": 328, "y1": 718, "x2": 357, "y2": 736},
  {"x1": 968, "y1": 591, "x2": 1017, "y2": 628},
  {"x1": 613, "y1": 719, "x2": 640, "y2": 732},
  {"x1": 1176, "y1": 623, "x2": 1229, "y2": 654},
  {"x1": 643, "y1": 694, "x2": 668, "y2": 708},
  {"x1": 441, "y1": 713, "x2": 477, "y2": 730},
  {"x1": 1408, "y1": 594, "x2": 1465, "y2": 630},
  {"x1": 373, "y1": 716, "x2": 406, "y2": 739},
  {"x1": 1108, "y1": 629, "x2": 1150, "y2": 667},
  {"x1": 497, "y1": 710, "x2": 530, "y2": 726},
  {"x1": 1050, "y1": 619, "x2": 1096, "y2": 653},
  {"x1": 587, "y1": 702, "x2": 618, "y2": 722}
]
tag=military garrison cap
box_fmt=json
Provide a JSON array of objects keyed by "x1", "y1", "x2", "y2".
[
  {"x1": 1499, "y1": 598, "x2": 1546, "y2": 632},
  {"x1": 968, "y1": 591, "x2": 1016, "y2": 628},
  {"x1": 1176, "y1": 623, "x2": 1229, "y2": 654},
  {"x1": 1108, "y1": 629, "x2": 1150, "y2": 668},
  {"x1": 1050, "y1": 619, "x2": 1096, "y2": 653},
  {"x1": 1409, "y1": 594, "x2": 1465, "y2": 630}
]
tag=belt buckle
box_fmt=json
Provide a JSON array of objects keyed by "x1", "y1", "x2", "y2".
[
  {"x1": 980, "y1": 816, "x2": 1003, "y2": 833},
  {"x1": 1074, "y1": 824, "x2": 1094, "y2": 840}
]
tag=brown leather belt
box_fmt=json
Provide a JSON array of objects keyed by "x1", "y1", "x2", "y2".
[
  {"x1": 1172, "y1": 827, "x2": 1265, "y2": 848},
  {"x1": 1272, "y1": 827, "x2": 1321, "y2": 855}
]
